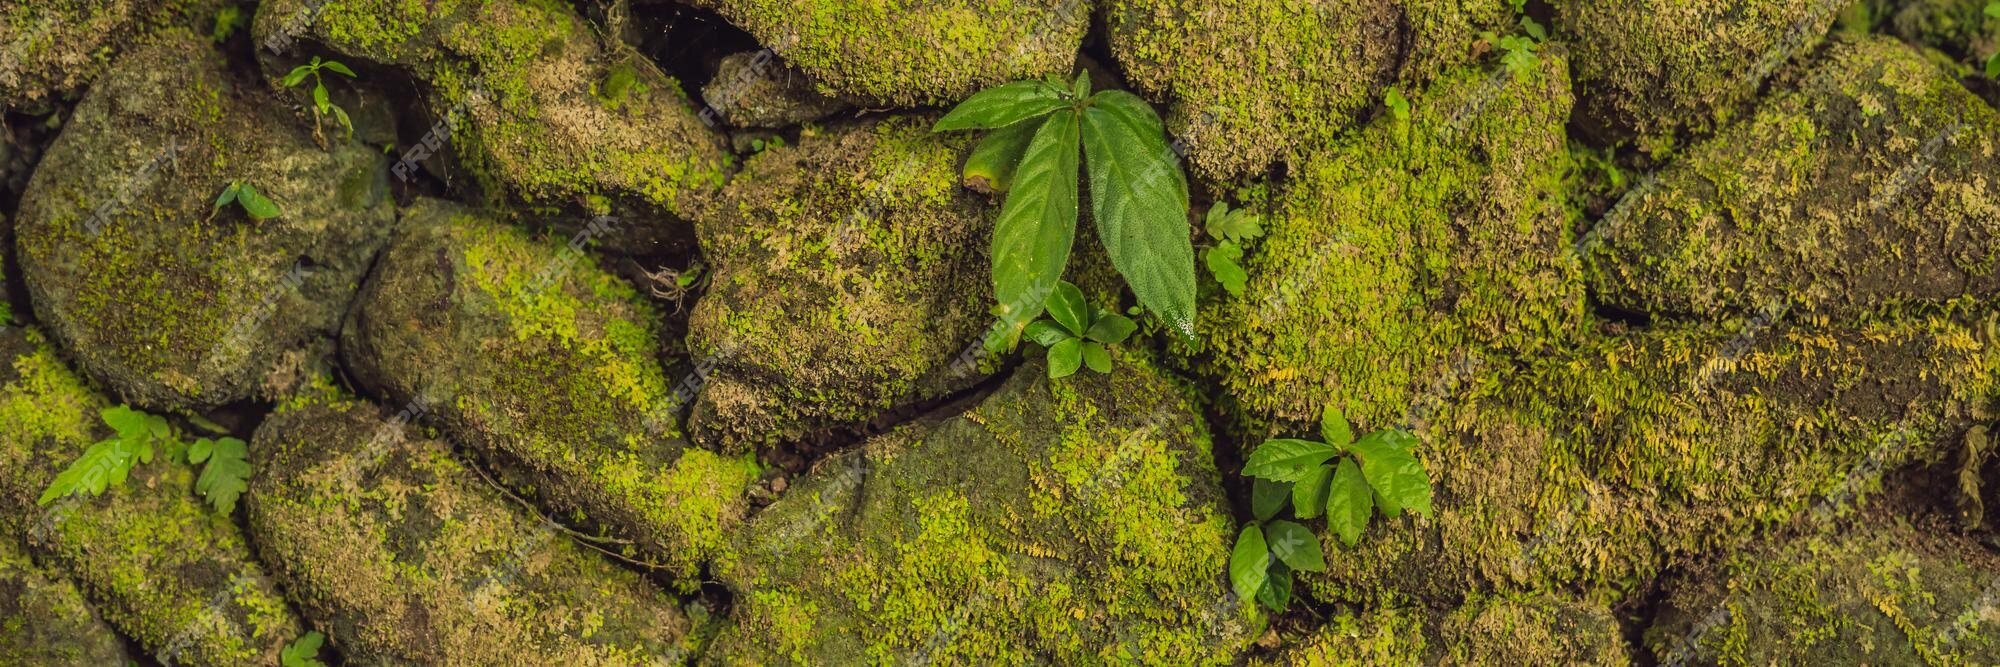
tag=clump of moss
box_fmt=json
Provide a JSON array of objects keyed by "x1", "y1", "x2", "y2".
[
  {"x1": 247, "y1": 391, "x2": 703, "y2": 664},
  {"x1": 684, "y1": 116, "x2": 997, "y2": 452},
  {"x1": 1261, "y1": 593, "x2": 1626, "y2": 666},
  {"x1": 1584, "y1": 35, "x2": 2000, "y2": 319},
  {"x1": 0, "y1": 0, "x2": 219, "y2": 107},
  {"x1": 708, "y1": 355, "x2": 1259, "y2": 664},
  {"x1": 0, "y1": 534, "x2": 130, "y2": 665},
  {"x1": 0, "y1": 327, "x2": 301, "y2": 665},
  {"x1": 343, "y1": 198, "x2": 761, "y2": 589}
]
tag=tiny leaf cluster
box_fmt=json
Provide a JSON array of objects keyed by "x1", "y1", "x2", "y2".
[
  {"x1": 1025, "y1": 281, "x2": 1137, "y2": 379},
  {"x1": 281, "y1": 631, "x2": 327, "y2": 667},
  {"x1": 38, "y1": 405, "x2": 255, "y2": 515},
  {"x1": 1230, "y1": 407, "x2": 1436, "y2": 612},
  {"x1": 1200, "y1": 202, "x2": 1264, "y2": 297},
  {"x1": 281, "y1": 55, "x2": 357, "y2": 147},
  {"x1": 213, "y1": 179, "x2": 282, "y2": 222}
]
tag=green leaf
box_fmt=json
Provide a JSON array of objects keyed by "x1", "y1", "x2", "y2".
[
  {"x1": 1203, "y1": 242, "x2": 1248, "y2": 296},
  {"x1": 312, "y1": 82, "x2": 331, "y2": 113},
  {"x1": 1080, "y1": 91, "x2": 1197, "y2": 342},
  {"x1": 187, "y1": 437, "x2": 214, "y2": 464},
  {"x1": 933, "y1": 80, "x2": 1069, "y2": 131},
  {"x1": 1045, "y1": 280, "x2": 1091, "y2": 337},
  {"x1": 1264, "y1": 520, "x2": 1325, "y2": 572},
  {"x1": 988, "y1": 111, "x2": 1080, "y2": 350},
  {"x1": 1084, "y1": 313, "x2": 1137, "y2": 345},
  {"x1": 1257, "y1": 561, "x2": 1292, "y2": 612},
  {"x1": 1047, "y1": 337, "x2": 1083, "y2": 379},
  {"x1": 1987, "y1": 0, "x2": 1999, "y2": 18},
  {"x1": 1320, "y1": 405, "x2": 1354, "y2": 447},
  {"x1": 213, "y1": 182, "x2": 239, "y2": 212},
  {"x1": 963, "y1": 120, "x2": 1037, "y2": 193},
  {"x1": 1289, "y1": 463, "x2": 1332, "y2": 520},
  {"x1": 194, "y1": 437, "x2": 251, "y2": 515},
  {"x1": 1385, "y1": 87, "x2": 1411, "y2": 121},
  {"x1": 1242, "y1": 439, "x2": 1340, "y2": 482},
  {"x1": 1250, "y1": 477, "x2": 1290, "y2": 522},
  {"x1": 331, "y1": 104, "x2": 353, "y2": 138},
  {"x1": 1326, "y1": 457, "x2": 1372, "y2": 547},
  {"x1": 1071, "y1": 69, "x2": 1091, "y2": 100},
  {"x1": 1024, "y1": 319, "x2": 1073, "y2": 348},
  {"x1": 101, "y1": 406, "x2": 149, "y2": 439},
  {"x1": 281, "y1": 631, "x2": 327, "y2": 667},
  {"x1": 280, "y1": 66, "x2": 311, "y2": 88},
  {"x1": 321, "y1": 60, "x2": 356, "y2": 77},
  {"x1": 1081, "y1": 341, "x2": 1112, "y2": 374},
  {"x1": 1348, "y1": 429, "x2": 1434, "y2": 519},
  {"x1": 1229, "y1": 524, "x2": 1269, "y2": 604},
  {"x1": 1520, "y1": 16, "x2": 1547, "y2": 41},
  {"x1": 1204, "y1": 203, "x2": 1263, "y2": 243},
  {"x1": 1988, "y1": 52, "x2": 1999, "y2": 79},
  {"x1": 238, "y1": 185, "x2": 282, "y2": 220}
]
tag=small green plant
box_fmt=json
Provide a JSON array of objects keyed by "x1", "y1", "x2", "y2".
[
  {"x1": 935, "y1": 72, "x2": 1196, "y2": 353},
  {"x1": 1230, "y1": 407, "x2": 1436, "y2": 612},
  {"x1": 210, "y1": 5, "x2": 245, "y2": 43},
  {"x1": 1200, "y1": 202, "x2": 1264, "y2": 297},
  {"x1": 1383, "y1": 87, "x2": 1412, "y2": 122},
  {"x1": 1024, "y1": 281, "x2": 1137, "y2": 379},
  {"x1": 38, "y1": 407, "x2": 174, "y2": 505},
  {"x1": 281, "y1": 631, "x2": 327, "y2": 667},
  {"x1": 1987, "y1": 2, "x2": 2000, "y2": 78},
  {"x1": 188, "y1": 436, "x2": 251, "y2": 514},
  {"x1": 280, "y1": 55, "x2": 357, "y2": 147},
  {"x1": 212, "y1": 179, "x2": 282, "y2": 222}
]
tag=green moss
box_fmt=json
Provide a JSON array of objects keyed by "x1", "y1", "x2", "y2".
[
  {"x1": 0, "y1": 0, "x2": 214, "y2": 106},
  {"x1": 0, "y1": 534, "x2": 130, "y2": 665}
]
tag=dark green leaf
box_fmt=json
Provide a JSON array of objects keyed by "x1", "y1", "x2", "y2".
[
  {"x1": 1289, "y1": 463, "x2": 1332, "y2": 520},
  {"x1": 1084, "y1": 313, "x2": 1137, "y2": 345},
  {"x1": 1024, "y1": 319, "x2": 1073, "y2": 348},
  {"x1": 1071, "y1": 70, "x2": 1091, "y2": 100},
  {"x1": 1080, "y1": 91, "x2": 1196, "y2": 342},
  {"x1": 1045, "y1": 280, "x2": 1090, "y2": 336},
  {"x1": 1320, "y1": 405, "x2": 1354, "y2": 448},
  {"x1": 321, "y1": 60, "x2": 356, "y2": 77},
  {"x1": 213, "y1": 183, "x2": 239, "y2": 212},
  {"x1": 1326, "y1": 457, "x2": 1372, "y2": 547},
  {"x1": 280, "y1": 66, "x2": 310, "y2": 88},
  {"x1": 1348, "y1": 430, "x2": 1433, "y2": 519},
  {"x1": 1264, "y1": 520, "x2": 1325, "y2": 572},
  {"x1": 963, "y1": 120, "x2": 1037, "y2": 193},
  {"x1": 1250, "y1": 477, "x2": 1290, "y2": 522},
  {"x1": 194, "y1": 437, "x2": 251, "y2": 514},
  {"x1": 1205, "y1": 203, "x2": 1263, "y2": 243},
  {"x1": 1082, "y1": 341, "x2": 1112, "y2": 374},
  {"x1": 1257, "y1": 561, "x2": 1292, "y2": 612},
  {"x1": 988, "y1": 111, "x2": 1079, "y2": 350},
  {"x1": 1229, "y1": 524, "x2": 1269, "y2": 604},
  {"x1": 1242, "y1": 439, "x2": 1339, "y2": 482},
  {"x1": 1047, "y1": 337, "x2": 1083, "y2": 379},
  {"x1": 238, "y1": 185, "x2": 282, "y2": 220},
  {"x1": 1203, "y1": 242, "x2": 1248, "y2": 296},
  {"x1": 312, "y1": 83, "x2": 330, "y2": 113},
  {"x1": 281, "y1": 631, "x2": 326, "y2": 667},
  {"x1": 933, "y1": 81, "x2": 1069, "y2": 131},
  {"x1": 1989, "y1": 52, "x2": 1999, "y2": 79}
]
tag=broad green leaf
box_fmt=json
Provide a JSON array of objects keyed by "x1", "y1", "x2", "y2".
[
  {"x1": 1024, "y1": 319, "x2": 1073, "y2": 348},
  {"x1": 194, "y1": 437, "x2": 251, "y2": 514},
  {"x1": 1348, "y1": 430, "x2": 1433, "y2": 518},
  {"x1": 101, "y1": 406, "x2": 148, "y2": 438},
  {"x1": 280, "y1": 66, "x2": 310, "y2": 87},
  {"x1": 1520, "y1": 16, "x2": 1547, "y2": 41},
  {"x1": 1045, "y1": 281, "x2": 1091, "y2": 336},
  {"x1": 1257, "y1": 561, "x2": 1292, "y2": 612},
  {"x1": 1047, "y1": 337, "x2": 1083, "y2": 379},
  {"x1": 1320, "y1": 405, "x2": 1354, "y2": 447},
  {"x1": 312, "y1": 83, "x2": 331, "y2": 113},
  {"x1": 1203, "y1": 242, "x2": 1247, "y2": 296},
  {"x1": 1242, "y1": 438, "x2": 1339, "y2": 482},
  {"x1": 321, "y1": 60, "x2": 356, "y2": 77},
  {"x1": 933, "y1": 80, "x2": 1068, "y2": 131},
  {"x1": 1289, "y1": 463, "x2": 1332, "y2": 520},
  {"x1": 1326, "y1": 457, "x2": 1372, "y2": 547},
  {"x1": 188, "y1": 437, "x2": 214, "y2": 464},
  {"x1": 988, "y1": 111, "x2": 1079, "y2": 350},
  {"x1": 1080, "y1": 91, "x2": 1196, "y2": 342},
  {"x1": 239, "y1": 185, "x2": 281, "y2": 220},
  {"x1": 1250, "y1": 477, "x2": 1290, "y2": 522},
  {"x1": 282, "y1": 631, "x2": 327, "y2": 667},
  {"x1": 1987, "y1": 0, "x2": 1998, "y2": 18},
  {"x1": 1084, "y1": 313, "x2": 1137, "y2": 345},
  {"x1": 964, "y1": 120, "x2": 1037, "y2": 193},
  {"x1": 213, "y1": 183, "x2": 239, "y2": 212},
  {"x1": 1229, "y1": 524, "x2": 1269, "y2": 604},
  {"x1": 1989, "y1": 52, "x2": 1999, "y2": 79},
  {"x1": 1081, "y1": 342, "x2": 1111, "y2": 374},
  {"x1": 1264, "y1": 520, "x2": 1325, "y2": 572},
  {"x1": 1071, "y1": 70, "x2": 1091, "y2": 100}
]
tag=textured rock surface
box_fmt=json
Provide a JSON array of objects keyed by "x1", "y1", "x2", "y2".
[
  {"x1": 343, "y1": 198, "x2": 761, "y2": 588},
  {"x1": 1264, "y1": 594, "x2": 1628, "y2": 665},
  {"x1": 248, "y1": 387, "x2": 701, "y2": 665},
  {"x1": 0, "y1": 0, "x2": 206, "y2": 108},
  {"x1": 0, "y1": 534, "x2": 130, "y2": 666},
  {"x1": 701, "y1": 51, "x2": 850, "y2": 129},
  {"x1": 1584, "y1": 36, "x2": 2000, "y2": 319},
  {"x1": 14, "y1": 30, "x2": 395, "y2": 412},
  {"x1": 0, "y1": 327, "x2": 301, "y2": 665},
  {"x1": 707, "y1": 356, "x2": 1258, "y2": 664},
  {"x1": 685, "y1": 117, "x2": 996, "y2": 452}
]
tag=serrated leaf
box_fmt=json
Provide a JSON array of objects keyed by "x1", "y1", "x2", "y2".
[
  {"x1": 1264, "y1": 520, "x2": 1325, "y2": 572},
  {"x1": 1250, "y1": 477, "x2": 1290, "y2": 522},
  {"x1": 1047, "y1": 337, "x2": 1083, "y2": 379},
  {"x1": 1326, "y1": 457, "x2": 1372, "y2": 547},
  {"x1": 988, "y1": 111, "x2": 1079, "y2": 350},
  {"x1": 1229, "y1": 524, "x2": 1269, "y2": 604},
  {"x1": 1045, "y1": 280, "x2": 1090, "y2": 336},
  {"x1": 281, "y1": 631, "x2": 326, "y2": 667},
  {"x1": 194, "y1": 437, "x2": 251, "y2": 515},
  {"x1": 321, "y1": 60, "x2": 356, "y2": 77},
  {"x1": 1320, "y1": 405, "x2": 1353, "y2": 447},
  {"x1": 1024, "y1": 319, "x2": 1073, "y2": 348},
  {"x1": 101, "y1": 406, "x2": 148, "y2": 439},
  {"x1": 1242, "y1": 439, "x2": 1340, "y2": 482},
  {"x1": 1204, "y1": 242, "x2": 1248, "y2": 296},
  {"x1": 1080, "y1": 91, "x2": 1196, "y2": 343},
  {"x1": 933, "y1": 80, "x2": 1068, "y2": 131},
  {"x1": 1082, "y1": 341, "x2": 1112, "y2": 374},
  {"x1": 964, "y1": 120, "x2": 1037, "y2": 193},
  {"x1": 1520, "y1": 16, "x2": 1547, "y2": 41},
  {"x1": 1205, "y1": 204, "x2": 1263, "y2": 243},
  {"x1": 1084, "y1": 313, "x2": 1136, "y2": 345},
  {"x1": 238, "y1": 185, "x2": 281, "y2": 220},
  {"x1": 1257, "y1": 561, "x2": 1292, "y2": 612},
  {"x1": 1348, "y1": 430, "x2": 1433, "y2": 519},
  {"x1": 1289, "y1": 463, "x2": 1332, "y2": 520}
]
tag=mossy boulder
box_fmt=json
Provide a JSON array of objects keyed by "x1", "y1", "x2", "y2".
[
  {"x1": 1890, "y1": 0, "x2": 1998, "y2": 65},
  {"x1": 14, "y1": 30, "x2": 395, "y2": 413},
  {"x1": 1585, "y1": 36, "x2": 2000, "y2": 320},
  {"x1": 1186, "y1": 50, "x2": 1581, "y2": 431},
  {"x1": 0, "y1": 0, "x2": 210, "y2": 108},
  {"x1": 685, "y1": 117, "x2": 996, "y2": 452},
  {"x1": 1558, "y1": 0, "x2": 1843, "y2": 149},
  {"x1": 702, "y1": 51, "x2": 850, "y2": 129},
  {"x1": 247, "y1": 388, "x2": 702, "y2": 664},
  {"x1": 1102, "y1": 0, "x2": 1511, "y2": 181},
  {"x1": 342, "y1": 198, "x2": 762, "y2": 588},
  {"x1": 0, "y1": 327, "x2": 301, "y2": 665},
  {"x1": 707, "y1": 356, "x2": 1258, "y2": 664},
  {"x1": 1303, "y1": 313, "x2": 1999, "y2": 607},
  {"x1": 1647, "y1": 518, "x2": 2000, "y2": 664},
  {"x1": 252, "y1": 0, "x2": 730, "y2": 224},
  {"x1": 678, "y1": 0, "x2": 1086, "y2": 106},
  {"x1": 1265, "y1": 594, "x2": 1628, "y2": 666},
  {"x1": 0, "y1": 534, "x2": 130, "y2": 666}
]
